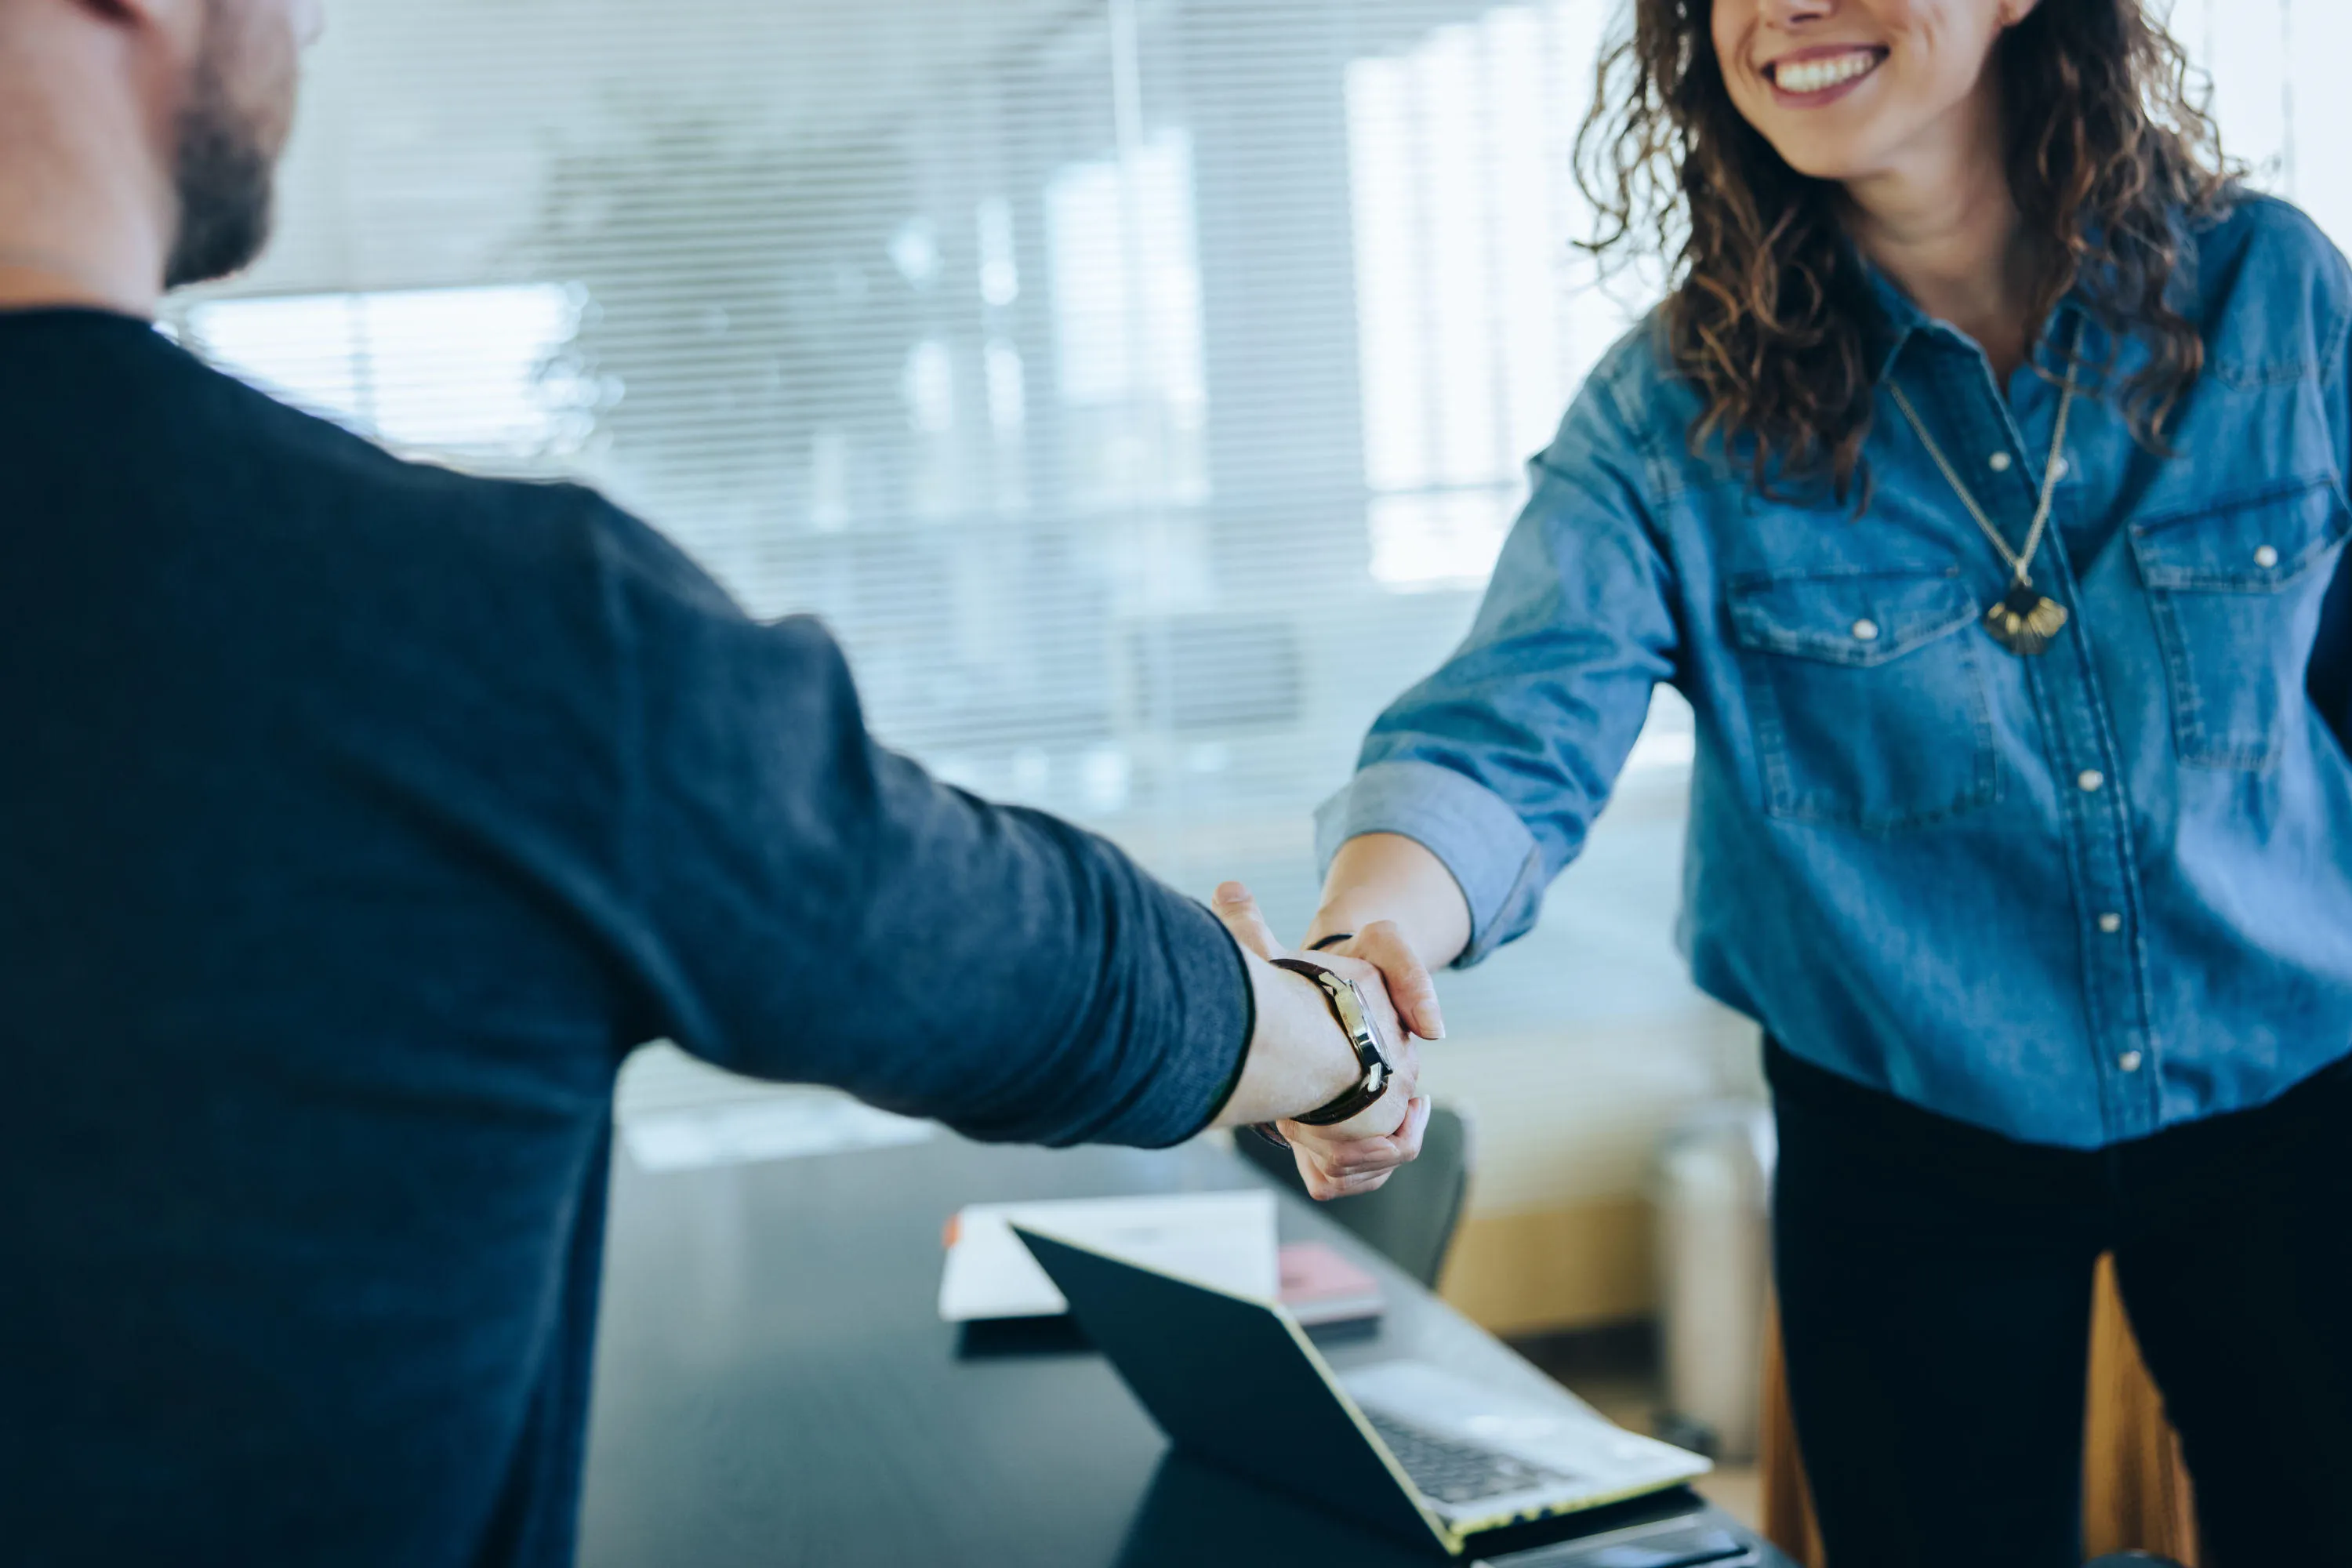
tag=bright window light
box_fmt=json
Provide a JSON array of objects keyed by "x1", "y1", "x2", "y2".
[
  {"x1": 184, "y1": 283, "x2": 594, "y2": 463},
  {"x1": 1347, "y1": 0, "x2": 1641, "y2": 593}
]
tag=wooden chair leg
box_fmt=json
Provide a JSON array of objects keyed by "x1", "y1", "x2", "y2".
[
  {"x1": 1758, "y1": 1290, "x2": 1826, "y2": 1568},
  {"x1": 1756, "y1": 1259, "x2": 2201, "y2": 1567},
  {"x1": 2082, "y1": 1254, "x2": 2200, "y2": 1564}
]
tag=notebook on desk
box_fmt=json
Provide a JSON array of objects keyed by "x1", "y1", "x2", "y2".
[
  {"x1": 1014, "y1": 1224, "x2": 1713, "y2": 1559},
  {"x1": 1278, "y1": 1240, "x2": 1385, "y2": 1328},
  {"x1": 939, "y1": 1190, "x2": 1276, "y2": 1322}
]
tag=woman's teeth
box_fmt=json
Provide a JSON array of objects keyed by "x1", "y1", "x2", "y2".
[{"x1": 1775, "y1": 53, "x2": 1880, "y2": 95}]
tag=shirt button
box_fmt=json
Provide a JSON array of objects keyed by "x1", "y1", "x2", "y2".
[
  {"x1": 2254, "y1": 544, "x2": 2280, "y2": 569},
  {"x1": 2098, "y1": 913, "x2": 2123, "y2": 934},
  {"x1": 1987, "y1": 452, "x2": 2013, "y2": 473},
  {"x1": 2077, "y1": 769, "x2": 2106, "y2": 793},
  {"x1": 2118, "y1": 1051, "x2": 2144, "y2": 1074},
  {"x1": 1852, "y1": 619, "x2": 1882, "y2": 642},
  {"x1": 2052, "y1": 457, "x2": 2071, "y2": 480}
]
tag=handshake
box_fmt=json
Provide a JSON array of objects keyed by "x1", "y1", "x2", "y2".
[{"x1": 1206, "y1": 880, "x2": 1444, "y2": 1204}]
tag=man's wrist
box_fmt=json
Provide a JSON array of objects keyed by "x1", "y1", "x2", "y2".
[{"x1": 1212, "y1": 955, "x2": 1363, "y2": 1129}]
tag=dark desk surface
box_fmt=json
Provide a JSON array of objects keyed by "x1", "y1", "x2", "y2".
[{"x1": 579, "y1": 1132, "x2": 1788, "y2": 1566}]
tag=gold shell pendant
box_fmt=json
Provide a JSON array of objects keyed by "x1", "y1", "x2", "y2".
[{"x1": 1984, "y1": 584, "x2": 2069, "y2": 656}]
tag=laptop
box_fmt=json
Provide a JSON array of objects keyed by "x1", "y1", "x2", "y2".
[{"x1": 1014, "y1": 1225, "x2": 1713, "y2": 1558}]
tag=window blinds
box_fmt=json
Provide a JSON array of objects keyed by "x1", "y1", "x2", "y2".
[{"x1": 167, "y1": 0, "x2": 2336, "y2": 1068}]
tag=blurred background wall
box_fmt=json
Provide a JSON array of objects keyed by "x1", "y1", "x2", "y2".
[{"x1": 170, "y1": 0, "x2": 2348, "y2": 1336}]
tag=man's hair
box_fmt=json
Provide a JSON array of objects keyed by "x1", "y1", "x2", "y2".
[
  {"x1": 1577, "y1": 0, "x2": 2237, "y2": 504},
  {"x1": 163, "y1": 1, "x2": 278, "y2": 289}
]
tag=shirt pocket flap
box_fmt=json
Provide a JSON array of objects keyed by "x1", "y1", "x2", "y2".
[
  {"x1": 1727, "y1": 569, "x2": 1977, "y2": 668},
  {"x1": 2130, "y1": 477, "x2": 2351, "y2": 593}
]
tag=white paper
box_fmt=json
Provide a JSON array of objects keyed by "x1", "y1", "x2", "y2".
[{"x1": 937, "y1": 1190, "x2": 1279, "y2": 1321}]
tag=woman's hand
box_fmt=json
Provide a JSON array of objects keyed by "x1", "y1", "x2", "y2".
[
  {"x1": 1304, "y1": 920, "x2": 1445, "y2": 1044},
  {"x1": 1213, "y1": 882, "x2": 1432, "y2": 1200}
]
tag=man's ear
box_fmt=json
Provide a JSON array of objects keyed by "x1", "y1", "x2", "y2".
[{"x1": 1999, "y1": 0, "x2": 2046, "y2": 26}]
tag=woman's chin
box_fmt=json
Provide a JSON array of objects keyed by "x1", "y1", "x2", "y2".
[{"x1": 1756, "y1": 134, "x2": 1878, "y2": 187}]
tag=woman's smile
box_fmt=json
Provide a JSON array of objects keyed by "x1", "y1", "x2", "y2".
[
  {"x1": 1711, "y1": 1, "x2": 2026, "y2": 184},
  {"x1": 1765, "y1": 43, "x2": 1892, "y2": 107}
]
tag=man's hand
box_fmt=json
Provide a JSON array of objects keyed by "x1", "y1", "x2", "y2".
[{"x1": 1213, "y1": 882, "x2": 1430, "y2": 1201}]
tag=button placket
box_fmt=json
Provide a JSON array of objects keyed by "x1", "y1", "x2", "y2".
[
  {"x1": 1984, "y1": 365, "x2": 2158, "y2": 1138},
  {"x1": 1936, "y1": 339, "x2": 2156, "y2": 1133}
]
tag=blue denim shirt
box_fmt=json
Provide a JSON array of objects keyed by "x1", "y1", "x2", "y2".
[{"x1": 1321, "y1": 195, "x2": 2352, "y2": 1149}]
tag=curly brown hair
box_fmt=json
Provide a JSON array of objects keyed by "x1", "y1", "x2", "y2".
[{"x1": 1576, "y1": 0, "x2": 2237, "y2": 503}]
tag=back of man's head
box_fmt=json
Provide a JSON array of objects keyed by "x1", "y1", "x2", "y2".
[{"x1": 0, "y1": 0, "x2": 318, "y2": 314}]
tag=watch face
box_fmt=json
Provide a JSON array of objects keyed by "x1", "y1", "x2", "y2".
[
  {"x1": 1271, "y1": 956, "x2": 1393, "y2": 1127},
  {"x1": 1328, "y1": 978, "x2": 1389, "y2": 1067}
]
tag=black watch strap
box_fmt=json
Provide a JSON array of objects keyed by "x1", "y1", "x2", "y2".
[{"x1": 1271, "y1": 956, "x2": 1393, "y2": 1127}]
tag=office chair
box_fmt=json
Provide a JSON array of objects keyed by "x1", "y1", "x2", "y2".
[
  {"x1": 1759, "y1": 1255, "x2": 2201, "y2": 1566},
  {"x1": 1233, "y1": 1104, "x2": 1472, "y2": 1290}
]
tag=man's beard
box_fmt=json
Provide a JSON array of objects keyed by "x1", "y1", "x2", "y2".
[{"x1": 162, "y1": 9, "x2": 281, "y2": 290}]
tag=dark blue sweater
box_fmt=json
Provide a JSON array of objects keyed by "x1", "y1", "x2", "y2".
[{"x1": 0, "y1": 310, "x2": 1250, "y2": 1566}]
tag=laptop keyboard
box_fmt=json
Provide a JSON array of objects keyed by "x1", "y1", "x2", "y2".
[{"x1": 1363, "y1": 1409, "x2": 1576, "y2": 1506}]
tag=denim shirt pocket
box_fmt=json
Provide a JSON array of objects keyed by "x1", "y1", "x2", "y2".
[
  {"x1": 2129, "y1": 477, "x2": 2352, "y2": 771},
  {"x1": 1728, "y1": 566, "x2": 1999, "y2": 832}
]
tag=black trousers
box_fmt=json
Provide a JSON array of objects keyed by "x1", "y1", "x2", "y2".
[{"x1": 1769, "y1": 1043, "x2": 2352, "y2": 1568}]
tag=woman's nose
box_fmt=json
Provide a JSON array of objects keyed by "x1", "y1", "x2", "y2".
[{"x1": 1755, "y1": 0, "x2": 1838, "y2": 27}]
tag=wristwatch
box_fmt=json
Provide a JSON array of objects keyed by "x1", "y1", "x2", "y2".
[{"x1": 1272, "y1": 955, "x2": 1396, "y2": 1127}]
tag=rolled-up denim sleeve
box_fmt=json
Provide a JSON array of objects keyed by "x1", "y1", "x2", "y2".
[{"x1": 1319, "y1": 366, "x2": 1679, "y2": 967}]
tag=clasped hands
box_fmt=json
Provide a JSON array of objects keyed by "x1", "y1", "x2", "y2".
[{"x1": 1212, "y1": 881, "x2": 1443, "y2": 1203}]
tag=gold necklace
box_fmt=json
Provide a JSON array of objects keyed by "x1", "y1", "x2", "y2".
[{"x1": 1886, "y1": 335, "x2": 2083, "y2": 658}]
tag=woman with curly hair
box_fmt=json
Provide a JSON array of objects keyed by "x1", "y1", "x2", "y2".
[{"x1": 1247, "y1": 0, "x2": 2352, "y2": 1559}]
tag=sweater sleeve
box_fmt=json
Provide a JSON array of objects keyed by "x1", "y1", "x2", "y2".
[{"x1": 594, "y1": 505, "x2": 1249, "y2": 1149}]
